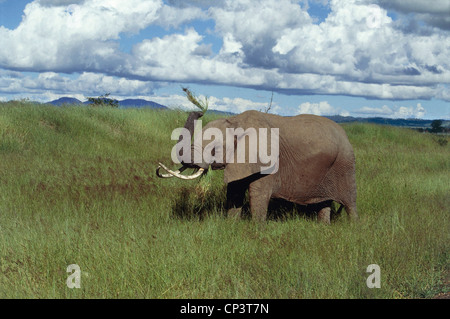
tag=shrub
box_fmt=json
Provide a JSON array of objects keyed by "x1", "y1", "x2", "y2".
[{"x1": 86, "y1": 93, "x2": 119, "y2": 108}]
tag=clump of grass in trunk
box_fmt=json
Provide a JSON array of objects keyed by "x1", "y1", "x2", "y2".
[
  {"x1": 195, "y1": 168, "x2": 214, "y2": 202},
  {"x1": 183, "y1": 87, "x2": 209, "y2": 114},
  {"x1": 172, "y1": 170, "x2": 225, "y2": 220}
]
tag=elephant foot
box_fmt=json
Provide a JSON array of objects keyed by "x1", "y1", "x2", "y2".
[
  {"x1": 251, "y1": 211, "x2": 267, "y2": 222},
  {"x1": 348, "y1": 209, "x2": 359, "y2": 222},
  {"x1": 344, "y1": 204, "x2": 359, "y2": 222},
  {"x1": 318, "y1": 207, "x2": 331, "y2": 225}
]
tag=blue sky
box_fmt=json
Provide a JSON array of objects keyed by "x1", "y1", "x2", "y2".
[{"x1": 0, "y1": 0, "x2": 449, "y2": 119}]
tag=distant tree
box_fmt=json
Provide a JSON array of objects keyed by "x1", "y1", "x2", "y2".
[
  {"x1": 87, "y1": 93, "x2": 119, "y2": 108},
  {"x1": 264, "y1": 91, "x2": 274, "y2": 113},
  {"x1": 430, "y1": 120, "x2": 443, "y2": 133}
]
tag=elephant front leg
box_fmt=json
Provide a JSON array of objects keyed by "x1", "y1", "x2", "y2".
[
  {"x1": 248, "y1": 179, "x2": 272, "y2": 222},
  {"x1": 226, "y1": 181, "x2": 247, "y2": 219}
]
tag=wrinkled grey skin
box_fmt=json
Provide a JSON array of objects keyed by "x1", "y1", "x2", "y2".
[{"x1": 175, "y1": 110, "x2": 358, "y2": 223}]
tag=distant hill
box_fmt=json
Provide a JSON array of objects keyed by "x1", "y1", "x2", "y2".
[
  {"x1": 47, "y1": 97, "x2": 167, "y2": 109},
  {"x1": 48, "y1": 97, "x2": 83, "y2": 106},
  {"x1": 117, "y1": 99, "x2": 167, "y2": 109}
]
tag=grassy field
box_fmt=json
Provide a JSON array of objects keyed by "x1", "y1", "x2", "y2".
[{"x1": 0, "y1": 101, "x2": 448, "y2": 299}]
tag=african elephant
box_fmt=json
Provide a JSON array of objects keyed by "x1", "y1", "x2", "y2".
[{"x1": 157, "y1": 110, "x2": 358, "y2": 223}]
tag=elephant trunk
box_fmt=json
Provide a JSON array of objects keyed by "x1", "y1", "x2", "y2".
[
  {"x1": 178, "y1": 111, "x2": 204, "y2": 144},
  {"x1": 177, "y1": 111, "x2": 205, "y2": 168}
]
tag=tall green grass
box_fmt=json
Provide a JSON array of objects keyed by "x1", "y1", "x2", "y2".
[{"x1": 0, "y1": 102, "x2": 448, "y2": 298}]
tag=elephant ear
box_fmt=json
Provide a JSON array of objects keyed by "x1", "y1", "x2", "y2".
[{"x1": 223, "y1": 111, "x2": 271, "y2": 184}]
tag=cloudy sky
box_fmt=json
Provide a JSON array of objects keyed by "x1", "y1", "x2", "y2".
[{"x1": 0, "y1": 0, "x2": 449, "y2": 119}]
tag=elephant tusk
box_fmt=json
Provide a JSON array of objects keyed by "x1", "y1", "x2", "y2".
[
  {"x1": 156, "y1": 165, "x2": 188, "y2": 178},
  {"x1": 157, "y1": 162, "x2": 205, "y2": 180}
]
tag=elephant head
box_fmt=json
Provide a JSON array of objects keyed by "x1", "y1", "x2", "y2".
[{"x1": 157, "y1": 110, "x2": 279, "y2": 183}]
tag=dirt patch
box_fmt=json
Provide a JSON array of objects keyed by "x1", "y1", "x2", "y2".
[
  {"x1": 39, "y1": 119, "x2": 56, "y2": 130},
  {"x1": 83, "y1": 180, "x2": 154, "y2": 197},
  {"x1": 31, "y1": 158, "x2": 157, "y2": 202}
]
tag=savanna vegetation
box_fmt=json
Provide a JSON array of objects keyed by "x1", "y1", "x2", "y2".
[{"x1": 0, "y1": 101, "x2": 448, "y2": 298}]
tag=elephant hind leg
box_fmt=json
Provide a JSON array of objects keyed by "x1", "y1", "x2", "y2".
[
  {"x1": 341, "y1": 201, "x2": 358, "y2": 221},
  {"x1": 346, "y1": 205, "x2": 359, "y2": 221},
  {"x1": 328, "y1": 201, "x2": 358, "y2": 222},
  {"x1": 314, "y1": 200, "x2": 333, "y2": 224}
]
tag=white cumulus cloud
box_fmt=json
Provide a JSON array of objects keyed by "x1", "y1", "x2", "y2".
[
  {"x1": 0, "y1": 0, "x2": 204, "y2": 73},
  {"x1": 0, "y1": 71, "x2": 159, "y2": 101},
  {"x1": 0, "y1": 0, "x2": 449, "y2": 108},
  {"x1": 297, "y1": 101, "x2": 349, "y2": 116},
  {"x1": 355, "y1": 103, "x2": 426, "y2": 118}
]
